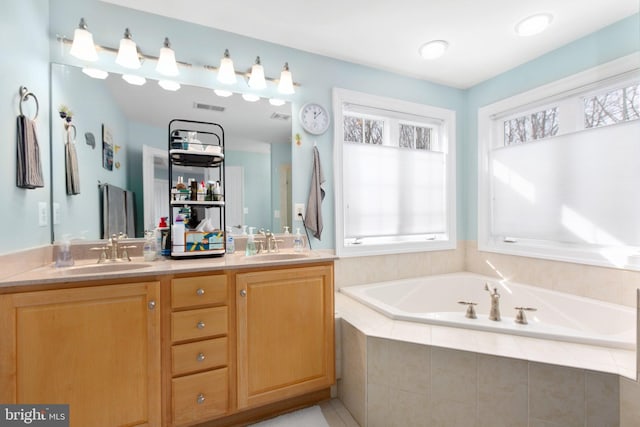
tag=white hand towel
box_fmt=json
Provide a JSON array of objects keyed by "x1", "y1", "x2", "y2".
[{"x1": 65, "y1": 129, "x2": 80, "y2": 195}]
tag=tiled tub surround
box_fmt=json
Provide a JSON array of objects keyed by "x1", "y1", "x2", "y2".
[{"x1": 336, "y1": 294, "x2": 640, "y2": 426}]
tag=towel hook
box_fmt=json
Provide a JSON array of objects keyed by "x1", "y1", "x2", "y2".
[
  {"x1": 65, "y1": 123, "x2": 77, "y2": 141},
  {"x1": 19, "y1": 86, "x2": 39, "y2": 120}
]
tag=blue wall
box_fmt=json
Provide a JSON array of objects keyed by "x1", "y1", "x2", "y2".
[
  {"x1": 0, "y1": 0, "x2": 636, "y2": 255},
  {"x1": 0, "y1": 0, "x2": 51, "y2": 254}
]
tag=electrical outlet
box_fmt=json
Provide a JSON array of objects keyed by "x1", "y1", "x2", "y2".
[
  {"x1": 294, "y1": 203, "x2": 305, "y2": 218},
  {"x1": 38, "y1": 202, "x2": 48, "y2": 227}
]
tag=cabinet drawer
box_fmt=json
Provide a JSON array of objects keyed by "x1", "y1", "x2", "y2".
[
  {"x1": 172, "y1": 337, "x2": 227, "y2": 376},
  {"x1": 172, "y1": 307, "x2": 228, "y2": 342},
  {"x1": 172, "y1": 275, "x2": 227, "y2": 309},
  {"x1": 172, "y1": 368, "x2": 228, "y2": 425}
]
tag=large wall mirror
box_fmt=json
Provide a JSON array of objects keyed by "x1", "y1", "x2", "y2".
[{"x1": 50, "y1": 63, "x2": 292, "y2": 242}]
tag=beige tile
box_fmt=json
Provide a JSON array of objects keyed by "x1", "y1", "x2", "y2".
[
  {"x1": 477, "y1": 355, "x2": 528, "y2": 427},
  {"x1": 429, "y1": 399, "x2": 478, "y2": 427},
  {"x1": 366, "y1": 383, "x2": 389, "y2": 427},
  {"x1": 388, "y1": 388, "x2": 430, "y2": 427},
  {"x1": 320, "y1": 400, "x2": 347, "y2": 427},
  {"x1": 620, "y1": 377, "x2": 640, "y2": 427},
  {"x1": 339, "y1": 322, "x2": 367, "y2": 427},
  {"x1": 529, "y1": 419, "x2": 566, "y2": 427},
  {"x1": 367, "y1": 337, "x2": 389, "y2": 386},
  {"x1": 585, "y1": 371, "x2": 619, "y2": 427},
  {"x1": 387, "y1": 340, "x2": 430, "y2": 394},
  {"x1": 529, "y1": 362, "x2": 585, "y2": 427},
  {"x1": 431, "y1": 347, "x2": 477, "y2": 405}
]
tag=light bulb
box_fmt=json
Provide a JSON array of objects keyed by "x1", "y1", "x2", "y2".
[
  {"x1": 419, "y1": 40, "x2": 449, "y2": 60},
  {"x1": 217, "y1": 49, "x2": 237, "y2": 85},
  {"x1": 214, "y1": 89, "x2": 233, "y2": 97},
  {"x1": 277, "y1": 62, "x2": 295, "y2": 95},
  {"x1": 242, "y1": 93, "x2": 260, "y2": 102},
  {"x1": 116, "y1": 28, "x2": 141, "y2": 69},
  {"x1": 122, "y1": 74, "x2": 146, "y2": 86},
  {"x1": 158, "y1": 80, "x2": 180, "y2": 91},
  {"x1": 156, "y1": 37, "x2": 179, "y2": 76},
  {"x1": 248, "y1": 56, "x2": 267, "y2": 89},
  {"x1": 69, "y1": 18, "x2": 98, "y2": 62},
  {"x1": 82, "y1": 67, "x2": 108, "y2": 79}
]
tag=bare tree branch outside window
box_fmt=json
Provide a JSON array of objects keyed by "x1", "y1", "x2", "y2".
[
  {"x1": 584, "y1": 83, "x2": 640, "y2": 128},
  {"x1": 503, "y1": 107, "x2": 558, "y2": 146}
]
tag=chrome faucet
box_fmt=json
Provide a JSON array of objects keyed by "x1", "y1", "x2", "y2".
[
  {"x1": 257, "y1": 229, "x2": 283, "y2": 253},
  {"x1": 92, "y1": 233, "x2": 136, "y2": 263},
  {"x1": 485, "y1": 283, "x2": 501, "y2": 321}
]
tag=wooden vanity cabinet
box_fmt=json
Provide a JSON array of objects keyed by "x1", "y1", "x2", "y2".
[
  {"x1": 0, "y1": 281, "x2": 161, "y2": 427},
  {"x1": 169, "y1": 274, "x2": 230, "y2": 426},
  {"x1": 235, "y1": 264, "x2": 335, "y2": 410}
]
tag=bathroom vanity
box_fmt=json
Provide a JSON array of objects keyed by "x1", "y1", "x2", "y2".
[{"x1": 0, "y1": 253, "x2": 335, "y2": 427}]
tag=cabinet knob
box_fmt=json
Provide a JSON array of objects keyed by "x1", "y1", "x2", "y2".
[
  {"x1": 148, "y1": 300, "x2": 156, "y2": 310},
  {"x1": 197, "y1": 352, "x2": 206, "y2": 362},
  {"x1": 196, "y1": 321, "x2": 206, "y2": 329},
  {"x1": 197, "y1": 393, "x2": 205, "y2": 405},
  {"x1": 239, "y1": 289, "x2": 247, "y2": 297},
  {"x1": 196, "y1": 288, "x2": 205, "y2": 296}
]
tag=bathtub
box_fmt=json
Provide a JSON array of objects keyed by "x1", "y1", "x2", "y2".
[{"x1": 340, "y1": 272, "x2": 636, "y2": 350}]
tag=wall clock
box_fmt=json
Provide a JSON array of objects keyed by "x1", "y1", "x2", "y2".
[{"x1": 299, "y1": 103, "x2": 330, "y2": 135}]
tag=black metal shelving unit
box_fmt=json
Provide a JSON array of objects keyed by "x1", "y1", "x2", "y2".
[{"x1": 168, "y1": 119, "x2": 226, "y2": 258}]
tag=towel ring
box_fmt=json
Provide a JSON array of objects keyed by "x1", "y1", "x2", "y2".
[
  {"x1": 65, "y1": 123, "x2": 77, "y2": 141},
  {"x1": 19, "y1": 86, "x2": 39, "y2": 120}
]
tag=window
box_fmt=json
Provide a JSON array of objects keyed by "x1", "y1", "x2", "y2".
[
  {"x1": 478, "y1": 54, "x2": 640, "y2": 270},
  {"x1": 333, "y1": 88, "x2": 456, "y2": 257}
]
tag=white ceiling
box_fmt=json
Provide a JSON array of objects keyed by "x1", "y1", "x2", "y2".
[{"x1": 101, "y1": 0, "x2": 638, "y2": 88}]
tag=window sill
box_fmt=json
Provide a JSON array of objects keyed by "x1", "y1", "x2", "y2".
[
  {"x1": 478, "y1": 239, "x2": 640, "y2": 271},
  {"x1": 337, "y1": 239, "x2": 456, "y2": 258}
]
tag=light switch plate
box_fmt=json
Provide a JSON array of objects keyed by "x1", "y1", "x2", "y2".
[
  {"x1": 53, "y1": 203, "x2": 61, "y2": 225},
  {"x1": 38, "y1": 202, "x2": 48, "y2": 227}
]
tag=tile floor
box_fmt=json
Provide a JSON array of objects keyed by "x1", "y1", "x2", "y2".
[{"x1": 319, "y1": 399, "x2": 360, "y2": 427}]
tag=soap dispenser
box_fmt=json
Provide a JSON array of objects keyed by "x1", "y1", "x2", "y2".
[
  {"x1": 55, "y1": 234, "x2": 75, "y2": 267},
  {"x1": 293, "y1": 228, "x2": 304, "y2": 252},
  {"x1": 245, "y1": 227, "x2": 257, "y2": 256}
]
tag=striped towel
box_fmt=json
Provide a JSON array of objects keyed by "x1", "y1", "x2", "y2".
[
  {"x1": 65, "y1": 129, "x2": 80, "y2": 195},
  {"x1": 16, "y1": 115, "x2": 44, "y2": 189}
]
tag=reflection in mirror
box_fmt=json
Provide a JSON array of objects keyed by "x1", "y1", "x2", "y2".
[{"x1": 51, "y1": 63, "x2": 292, "y2": 242}]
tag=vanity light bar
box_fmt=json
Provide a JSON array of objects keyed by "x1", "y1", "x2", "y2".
[
  {"x1": 59, "y1": 34, "x2": 301, "y2": 88},
  {"x1": 57, "y1": 35, "x2": 193, "y2": 68}
]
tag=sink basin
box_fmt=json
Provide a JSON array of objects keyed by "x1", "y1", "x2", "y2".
[
  {"x1": 60, "y1": 262, "x2": 152, "y2": 275},
  {"x1": 251, "y1": 252, "x2": 310, "y2": 261}
]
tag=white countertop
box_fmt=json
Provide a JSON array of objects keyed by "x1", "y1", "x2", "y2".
[
  {"x1": 335, "y1": 292, "x2": 637, "y2": 380},
  {"x1": 0, "y1": 250, "x2": 336, "y2": 289}
]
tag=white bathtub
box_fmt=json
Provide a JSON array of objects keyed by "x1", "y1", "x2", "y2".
[{"x1": 340, "y1": 272, "x2": 636, "y2": 350}]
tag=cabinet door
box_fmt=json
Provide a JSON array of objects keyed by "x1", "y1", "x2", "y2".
[
  {"x1": 0, "y1": 282, "x2": 161, "y2": 427},
  {"x1": 236, "y1": 264, "x2": 334, "y2": 409}
]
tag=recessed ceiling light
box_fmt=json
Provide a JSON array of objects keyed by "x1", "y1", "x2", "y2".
[
  {"x1": 419, "y1": 40, "x2": 449, "y2": 60},
  {"x1": 515, "y1": 13, "x2": 552, "y2": 37}
]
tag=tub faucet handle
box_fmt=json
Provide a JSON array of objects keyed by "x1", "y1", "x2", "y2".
[
  {"x1": 514, "y1": 306, "x2": 537, "y2": 325},
  {"x1": 457, "y1": 301, "x2": 478, "y2": 319}
]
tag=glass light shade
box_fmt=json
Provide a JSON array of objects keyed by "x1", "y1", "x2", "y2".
[
  {"x1": 269, "y1": 98, "x2": 286, "y2": 106},
  {"x1": 217, "y1": 49, "x2": 237, "y2": 85},
  {"x1": 156, "y1": 38, "x2": 179, "y2": 76},
  {"x1": 70, "y1": 26, "x2": 98, "y2": 62},
  {"x1": 419, "y1": 40, "x2": 449, "y2": 60},
  {"x1": 158, "y1": 80, "x2": 180, "y2": 91},
  {"x1": 242, "y1": 93, "x2": 260, "y2": 102},
  {"x1": 214, "y1": 89, "x2": 233, "y2": 97},
  {"x1": 515, "y1": 14, "x2": 552, "y2": 36},
  {"x1": 116, "y1": 30, "x2": 141, "y2": 69},
  {"x1": 82, "y1": 67, "x2": 108, "y2": 79},
  {"x1": 277, "y1": 63, "x2": 295, "y2": 95},
  {"x1": 122, "y1": 74, "x2": 146, "y2": 86},
  {"x1": 248, "y1": 57, "x2": 267, "y2": 89}
]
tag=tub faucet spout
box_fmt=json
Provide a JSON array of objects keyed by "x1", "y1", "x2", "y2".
[{"x1": 485, "y1": 283, "x2": 501, "y2": 321}]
